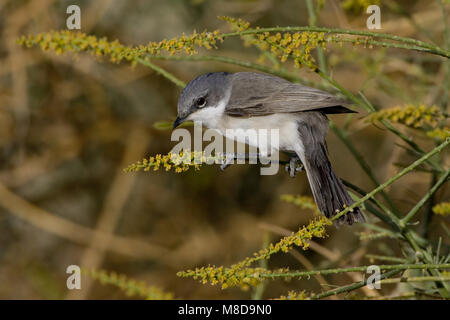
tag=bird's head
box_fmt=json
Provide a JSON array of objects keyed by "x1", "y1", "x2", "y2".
[{"x1": 173, "y1": 72, "x2": 232, "y2": 128}]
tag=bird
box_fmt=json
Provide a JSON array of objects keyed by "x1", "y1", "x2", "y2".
[{"x1": 173, "y1": 71, "x2": 364, "y2": 225}]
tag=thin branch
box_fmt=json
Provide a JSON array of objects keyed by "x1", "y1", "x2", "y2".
[
  {"x1": 221, "y1": 26, "x2": 450, "y2": 58},
  {"x1": 147, "y1": 54, "x2": 325, "y2": 89},
  {"x1": 136, "y1": 57, "x2": 186, "y2": 88},
  {"x1": 401, "y1": 169, "x2": 450, "y2": 225},
  {"x1": 311, "y1": 269, "x2": 401, "y2": 299},
  {"x1": 261, "y1": 263, "x2": 450, "y2": 279},
  {"x1": 365, "y1": 254, "x2": 409, "y2": 264},
  {"x1": 380, "y1": 275, "x2": 450, "y2": 284},
  {"x1": 305, "y1": 0, "x2": 327, "y2": 72}
]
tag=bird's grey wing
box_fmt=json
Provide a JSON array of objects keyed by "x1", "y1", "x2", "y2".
[{"x1": 225, "y1": 72, "x2": 353, "y2": 117}]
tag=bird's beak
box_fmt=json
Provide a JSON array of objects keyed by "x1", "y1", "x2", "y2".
[{"x1": 173, "y1": 115, "x2": 186, "y2": 129}]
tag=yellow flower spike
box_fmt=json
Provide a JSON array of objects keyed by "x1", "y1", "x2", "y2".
[
  {"x1": 83, "y1": 268, "x2": 173, "y2": 300},
  {"x1": 177, "y1": 217, "x2": 330, "y2": 289},
  {"x1": 281, "y1": 194, "x2": 320, "y2": 215},
  {"x1": 427, "y1": 127, "x2": 450, "y2": 141},
  {"x1": 124, "y1": 151, "x2": 226, "y2": 173},
  {"x1": 432, "y1": 202, "x2": 450, "y2": 216},
  {"x1": 18, "y1": 29, "x2": 222, "y2": 64},
  {"x1": 367, "y1": 104, "x2": 444, "y2": 129},
  {"x1": 276, "y1": 290, "x2": 309, "y2": 300}
]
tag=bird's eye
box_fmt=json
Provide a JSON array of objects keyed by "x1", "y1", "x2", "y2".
[{"x1": 196, "y1": 97, "x2": 206, "y2": 108}]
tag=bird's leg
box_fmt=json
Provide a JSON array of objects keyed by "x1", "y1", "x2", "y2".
[
  {"x1": 220, "y1": 153, "x2": 235, "y2": 171},
  {"x1": 285, "y1": 155, "x2": 304, "y2": 178}
]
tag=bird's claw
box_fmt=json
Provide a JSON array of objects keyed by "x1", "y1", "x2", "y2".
[
  {"x1": 220, "y1": 153, "x2": 235, "y2": 171},
  {"x1": 285, "y1": 157, "x2": 304, "y2": 178}
]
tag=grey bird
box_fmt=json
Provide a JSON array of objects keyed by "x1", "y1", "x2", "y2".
[{"x1": 173, "y1": 72, "x2": 364, "y2": 225}]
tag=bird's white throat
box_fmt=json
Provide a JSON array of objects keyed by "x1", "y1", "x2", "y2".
[{"x1": 187, "y1": 98, "x2": 228, "y2": 129}]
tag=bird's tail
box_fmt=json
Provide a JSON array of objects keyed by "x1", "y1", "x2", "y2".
[{"x1": 299, "y1": 142, "x2": 364, "y2": 226}]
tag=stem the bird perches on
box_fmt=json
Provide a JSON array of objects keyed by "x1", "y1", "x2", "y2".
[
  {"x1": 221, "y1": 26, "x2": 450, "y2": 58},
  {"x1": 401, "y1": 169, "x2": 450, "y2": 225}
]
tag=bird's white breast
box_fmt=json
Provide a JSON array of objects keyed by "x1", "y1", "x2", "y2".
[
  {"x1": 187, "y1": 91, "x2": 305, "y2": 156},
  {"x1": 192, "y1": 107, "x2": 303, "y2": 157},
  {"x1": 218, "y1": 113, "x2": 303, "y2": 153}
]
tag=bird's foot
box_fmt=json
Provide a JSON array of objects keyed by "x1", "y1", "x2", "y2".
[
  {"x1": 220, "y1": 153, "x2": 235, "y2": 171},
  {"x1": 285, "y1": 156, "x2": 304, "y2": 178}
]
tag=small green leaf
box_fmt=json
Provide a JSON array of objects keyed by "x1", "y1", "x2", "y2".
[
  {"x1": 153, "y1": 120, "x2": 194, "y2": 130},
  {"x1": 152, "y1": 121, "x2": 174, "y2": 130}
]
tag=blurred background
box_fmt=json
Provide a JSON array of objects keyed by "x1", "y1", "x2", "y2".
[{"x1": 0, "y1": 0, "x2": 448, "y2": 299}]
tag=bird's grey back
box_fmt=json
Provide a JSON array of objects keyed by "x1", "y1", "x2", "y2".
[{"x1": 226, "y1": 72, "x2": 353, "y2": 117}]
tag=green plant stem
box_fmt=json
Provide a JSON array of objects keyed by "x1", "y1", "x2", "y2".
[
  {"x1": 135, "y1": 57, "x2": 186, "y2": 88},
  {"x1": 401, "y1": 169, "x2": 450, "y2": 225},
  {"x1": 261, "y1": 263, "x2": 450, "y2": 279},
  {"x1": 221, "y1": 26, "x2": 450, "y2": 58},
  {"x1": 314, "y1": 65, "x2": 372, "y2": 110},
  {"x1": 146, "y1": 54, "x2": 324, "y2": 89},
  {"x1": 331, "y1": 138, "x2": 450, "y2": 223},
  {"x1": 401, "y1": 230, "x2": 450, "y2": 296},
  {"x1": 363, "y1": 292, "x2": 416, "y2": 300},
  {"x1": 337, "y1": 37, "x2": 445, "y2": 57},
  {"x1": 311, "y1": 269, "x2": 402, "y2": 300},
  {"x1": 380, "y1": 121, "x2": 442, "y2": 173},
  {"x1": 252, "y1": 233, "x2": 269, "y2": 300},
  {"x1": 305, "y1": 0, "x2": 327, "y2": 72},
  {"x1": 363, "y1": 195, "x2": 402, "y2": 229},
  {"x1": 380, "y1": 275, "x2": 450, "y2": 284},
  {"x1": 423, "y1": 174, "x2": 438, "y2": 238},
  {"x1": 336, "y1": 137, "x2": 446, "y2": 275},
  {"x1": 365, "y1": 254, "x2": 409, "y2": 264},
  {"x1": 361, "y1": 223, "x2": 402, "y2": 239},
  {"x1": 341, "y1": 180, "x2": 397, "y2": 227}
]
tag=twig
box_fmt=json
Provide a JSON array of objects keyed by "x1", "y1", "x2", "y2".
[
  {"x1": 136, "y1": 57, "x2": 186, "y2": 88},
  {"x1": 147, "y1": 54, "x2": 326, "y2": 89},
  {"x1": 401, "y1": 169, "x2": 450, "y2": 225},
  {"x1": 261, "y1": 263, "x2": 450, "y2": 279},
  {"x1": 252, "y1": 233, "x2": 269, "y2": 300},
  {"x1": 365, "y1": 254, "x2": 409, "y2": 264},
  {"x1": 221, "y1": 26, "x2": 450, "y2": 58},
  {"x1": 311, "y1": 269, "x2": 401, "y2": 300},
  {"x1": 305, "y1": 0, "x2": 327, "y2": 72},
  {"x1": 380, "y1": 275, "x2": 450, "y2": 284}
]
